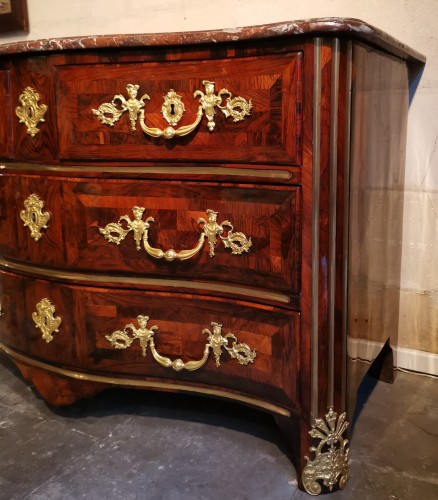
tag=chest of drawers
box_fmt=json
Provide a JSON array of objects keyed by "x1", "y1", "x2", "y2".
[{"x1": 0, "y1": 18, "x2": 424, "y2": 495}]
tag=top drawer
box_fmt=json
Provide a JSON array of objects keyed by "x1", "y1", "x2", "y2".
[
  {"x1": 54, "y1": 52, "x2": 302, "y2": 165},
  {"x1": 0, "y1": 71, "x2": 12, "y2": 159}
]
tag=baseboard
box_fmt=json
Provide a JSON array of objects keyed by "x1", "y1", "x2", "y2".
[
  {"x1": 395, "y1": 346, "x2": 438, "y2": 376},
  {"x1": 347, "y1": 337, "x2": 438, "y2": 377}
]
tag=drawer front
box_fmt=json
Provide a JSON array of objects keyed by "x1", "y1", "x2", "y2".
[
  {"x1": 0, "y1": 174, "x2": 301, "y2": 296},
  {"x1": 0, "y1": 71, "x2": 12, "y2": 159},
  {"x1": 11, "y1": 58, "x2": 59, "y2": 163},
  {"x1": 55, "y1": 52, "x2": 302, "y2": 165},
  {"x1": 0, "y1": 271, "x2": 79, "y2": 365},
  {"x1": 0, "y1": 271, "x2": 300, "y2": 410}
]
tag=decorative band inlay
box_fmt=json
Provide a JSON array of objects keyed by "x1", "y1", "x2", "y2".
[
  {"x1": 0, "y1": 342, "x2": 290, "y2": 417},
  {"x1": 0, "y1": 163, "x2": 293, "y2": 180},
  {"x1": 0, "y1": 257, "x2": 291, "y2": 304}
]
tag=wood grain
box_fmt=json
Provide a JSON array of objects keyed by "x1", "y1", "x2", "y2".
[
  {"x1": 0, "y1": 269, "x2": 300, "y2": 411},
  {"x1": 56, "y1": 52, "x2": 302, "y2": 165},
  {"x1": 0, "y1": 70, "x2": 13, "y2": 159},
  {"x1": 0, "y1": 174, "x2": 301, "y2": 297},
  {"x1": 0, "y1": 30, "x2": 417, "y2": 491},
  {"x1": 11, "y1": 56, "x2": 59, "y2": 163}
]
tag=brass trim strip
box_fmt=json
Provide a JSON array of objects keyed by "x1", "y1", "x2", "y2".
[
  {"x1": 328, "y1": 39, "x2": 340, "y2": 408},
  {"x1": 0, "y1": 342, "x2": 291, "y2": 417},
  {"x1": 341, "y1": 42, "x2": 353, "y2": 412},
  {"x1": 0, "y1": 258, "x2": 291, "y2": 304},
  {"x1": 0, "y1": 163, "x2": 292, "y2": 180},
  {"x1": 311, "y1": 38, "x2": 322, "y2": 421}
]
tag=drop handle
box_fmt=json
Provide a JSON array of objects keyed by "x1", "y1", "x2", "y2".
[
  {"x1": 99, "y1": 208, "x2": 252, "y2": 261},
  {"x1": 105, "y1": 315, "x2": 257, "y2": 372}
]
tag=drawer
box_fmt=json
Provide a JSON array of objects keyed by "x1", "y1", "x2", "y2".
[
  {"x1": 0, "y1": 71, "x2": 12, "y2": 159},
  {"x1": 0, "y1": 174, "x2": 301, "y2": 297},
  {"x1": 54, "y1": 52, "x2": 302, "y2": 165},
  {"x1": 0, "y1": 271, "x2": 80, "y2": 366},
  {"x1": 0, "y1": 270, "x2": 300, "y2": 410}
]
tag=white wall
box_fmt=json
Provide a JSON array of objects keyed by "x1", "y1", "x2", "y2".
[{"x1": 1, "y1": 0, "x2": 437, "y2": 355}]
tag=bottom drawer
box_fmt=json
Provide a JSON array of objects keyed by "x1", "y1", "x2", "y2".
[{"x1": 0, "y1": 270, "x2": 300, "y2": 411}]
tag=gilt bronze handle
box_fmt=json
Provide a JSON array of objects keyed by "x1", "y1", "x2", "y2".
[
  {"x1": 105, "y1": 315, "x2": 256, "y2": 372},
  {"x1": 99, "y1": 208, "x2": 252, "y2": 261},
  {"x1": 92, "y1": 81, "x2": 252, "y2": 139}
]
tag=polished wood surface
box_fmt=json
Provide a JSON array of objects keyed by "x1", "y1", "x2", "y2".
[
  {"x1": 0, "y1": 70, "x2": 12, "y2": 159},
  {"x1": 0, "y1": 270, "x2": 300, "y2": 410},
  {"x1": 12, "y1": 57, "x2": 59, "y2": 163},
  {"x1": 0, "y1": 25, "x2": 420, "y2": 493},
  {"x1": 347, "y1": 43, "x2": 410, "y2": 413},
  {"x1": 0, "y1": 174, "x2": 301, "y2": 296},
  {"x1": 57, "y1": 52, "x2": 302, "y2": 164},
  {"x1": 6, "y1": 42, "x2": 304, "y2": 166}
]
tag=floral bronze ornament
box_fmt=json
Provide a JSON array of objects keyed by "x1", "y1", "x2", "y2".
[
  {"x1": 162, "y1": 89, "x2": 185, "y2": 126},
  {"x1": 92, "y1": 83, "x2": 150, "y2": 131},
  {"x1": 20, "y1": 194, "x2": 51, "y2": 241},
  {"x1": 302, "y1": 407, "x2": 350, "y2": 495},
  {"x1": 15, "y1": 87, "x2": 48, "y2": 137},
  {"x1": 92, "y1": 81, "x2": 252, "y2": 139},
  {"x1": 194, "y1": 80, "x2": 252, "y2": 131},
  {"x1": 32, "y1": 298, "x2": 62, "y2": 343},
  {"x1": 99, "y1": 207, "x2": 252, "y2": 261},
  {"x1": 105, "y1": 315, "x2": 256, "y2": 372}
]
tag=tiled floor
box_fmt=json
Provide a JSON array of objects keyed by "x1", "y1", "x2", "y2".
[{"x1": 0, "y1": 352, "x2": 437, "y2": 500}]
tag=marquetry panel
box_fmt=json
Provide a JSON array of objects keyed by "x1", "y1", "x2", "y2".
[
  {"x1": 0, "y1": 174, "x2": 64, "y2": 265},
  {"x1": 88, "y1": 288, "x2": 299, "y2": 408},
  {"x1": 56, "y1": 52, "x2": 303, "y2": 165},
  {"x1": 0, "y1": 270, "x2": 300, "y2": 409},
  {"x1": 0, "y1": 71, "x2": 13, "y2": 158},
  {"x1": 0, "y1": 174, "x2": 301, "y2": 297},
  {"x1": 11, "y1": 58, "x2": 59, "y2": 162},
  {"x1": 0, "y1": 271, "x2": 78, "y2": 365}
]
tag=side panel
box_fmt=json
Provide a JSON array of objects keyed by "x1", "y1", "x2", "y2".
[{"x1": 347, "y1": 43, "x2": 409, "y2": 414}]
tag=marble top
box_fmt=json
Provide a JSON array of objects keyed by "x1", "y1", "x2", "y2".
[{"x1": 0, "y1": 18, "x2": 425, "y2": 63}]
